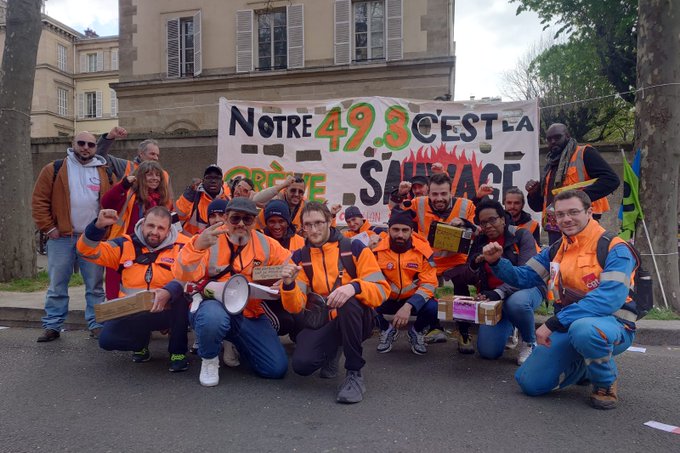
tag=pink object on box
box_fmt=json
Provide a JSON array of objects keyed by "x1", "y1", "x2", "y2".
[{"x1": 452, "y1": 296, "x2": 477, "y2": 323}]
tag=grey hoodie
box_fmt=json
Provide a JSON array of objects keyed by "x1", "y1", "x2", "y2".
[
  {"x1": 66, "y1": 149, "x2": 108, "y2": 232},
  {"x1": 132, "y1": 217, "x2": 179, "y2": 252}
]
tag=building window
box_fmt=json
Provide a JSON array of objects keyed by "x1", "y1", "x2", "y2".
[
  {"x1": 57, "y1": 88, "x2": 68, "y2": 117},
  {"x1": 57, "y1": 44, "x2": 67, "y2": 71},
  {"x1": 257, "y1": 9, "x2": 287, "y2": 70},
  {"x1": 87, "y1": 53, "x2": 98, "y2": 72},
  {"x1": 85, "y1": 92, "x2": 97, "y2": 118},
  {"x1": 111, "y1": 49, "x2": 118, "y2": 71},
  {"x1": 179, "y1": 18, "x2": 195, "y2": 77},
  {"x1": 354, "y1": 0, "x2": 384, "y2": 62},
  {"x1": 167, "y1": 12, "x2": 202, "y2": 78},
  {"x1": 110, "y1": 89, "x2": 118, "y2": 118}
]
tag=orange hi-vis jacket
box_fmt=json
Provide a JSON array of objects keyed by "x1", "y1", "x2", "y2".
[
  {"x1": 373, "y1": 233, "x2": 437, "y2": 302},
  {"x1": 280, "y1": 230, "x2": 389, "y2": 314},
  {"x1": 543, "y1": 145, "x2": 610, "y2": 215},
  {"x1": 175, "y1": 186, "x2": 230, "y2": 236},
  {"x1": 517, "y1": 218, "x2": 539, "y2": 236},
  {"x1": 342, "y1": 220, "x2": 386, "y2": 240},
  {"x1": 77, "y1": 225, "x2": 189, "y2": 297},
  {"x1": 546, "y1": 220, "x2": 635, "y2": 311},
  {"x1": 173, "y1": 229, "x2": 291, "y2": 318},
  {"x1": 407, "y1": 196, "x2": 476, "y2": 274}
]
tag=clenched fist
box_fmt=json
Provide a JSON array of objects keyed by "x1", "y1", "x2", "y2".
[
  {"x1": 95, "y1": 209, "x2": 119, "y2": 229},
  {"x1": 482, "y1": 242, "x2": 503, "y2": 263}
]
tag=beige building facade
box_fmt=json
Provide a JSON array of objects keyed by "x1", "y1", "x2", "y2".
[
  {"x1": 0, "y1": 0, "x2": 118, "y2": 138},
  {"x1": 116, "y1": 0, "x2": 456, "y2": 133}
]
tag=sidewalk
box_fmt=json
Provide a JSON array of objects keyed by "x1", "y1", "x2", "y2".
[{"x1": 1, "y1": 285, "x2": 679, "y2": 345}]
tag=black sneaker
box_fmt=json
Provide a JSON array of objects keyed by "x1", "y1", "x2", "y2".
[
  {"x1": 132, "y1": 347, "x2": 151, "y2": 363},
  {"x1": 320, "y1": 347, "x2": 341, "y2": 379},
  {"x1": 169, "y1": 354, "x2": 189, "y2": 372},
  {"x1": 336, "y1": 370, "x2": 366, "y2": 404},
  {"x1": 37, "y1": 329, "x2": 60, "y2": 343}
]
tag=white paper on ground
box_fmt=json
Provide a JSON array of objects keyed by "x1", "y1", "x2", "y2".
[
  {"x1": 627, "y1": 346, "x2": 647, "y2": 353},
  {"x1": 248, "y1": 282, "x2": 280, "y2": 300},
  {"x1": 643, "y1": 421, "x2": 680, "y2": 434}
]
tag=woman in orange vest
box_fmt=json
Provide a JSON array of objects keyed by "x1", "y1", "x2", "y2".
[{"x1": 101, "y1": 160, "x2": 172, "y2": 299}]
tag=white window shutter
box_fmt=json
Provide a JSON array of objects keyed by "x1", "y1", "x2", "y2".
[
  {"x1": 96, "y1": 90, "x2": 103, "y2": 118},
  {"x1": 236, "y1": 10, "x2": 253, "y2": 73},
  {"x1": 97, "y1": 50, "x2": 104, "y2": 71},
  {"x1": 166, "y1": 18, "x2": 180, "y2": 78},
  {"x1": 80, "y1": 53, "x2": 86, "y2": 73},
  {"x1": 193, "y1": 10, "x2": 202, "y2": 76},
  {"x1": 111, "y1": 49, "x2": 118, "y2": 71},
  {"x1": 386, "y1": 0, "x2": 403, "y2": 61},
  {"x1": 334, "y1": 0, "x2": 351, "y2": 65},
  {"x1": 287, "y1": 4, "x2": 304, "y2": 69},
  {"x1": 77, "y1": 92, "x2": 84, "y2": 119},
  {"x1": 110, "y1": 89, "x2": 117, "y2": 117}
]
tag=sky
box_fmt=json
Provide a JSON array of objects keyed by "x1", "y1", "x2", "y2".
[{"x1": 43, "y1": 0, "x2": 549, "y2": 101}]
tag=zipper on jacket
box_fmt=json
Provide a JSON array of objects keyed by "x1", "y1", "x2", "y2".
[
  {"x1": 397, "y1": 252, "x2": 403, "y2": 299},
  {"x1": 320, "y1": 247, "x2": 332, "y2": 294}
]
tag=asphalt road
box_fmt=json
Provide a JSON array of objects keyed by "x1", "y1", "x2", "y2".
[{"x1": 1, "y1": 327, "x2": 679, "y2": 452}]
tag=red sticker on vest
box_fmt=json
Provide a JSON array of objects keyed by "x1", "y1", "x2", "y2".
[{"x1": 582, "y1": 273, "x2": 600, "y2": 290}]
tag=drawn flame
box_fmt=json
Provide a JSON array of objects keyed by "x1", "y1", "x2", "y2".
[{"x1": 402, "y1": 144, "x2": 484, "y2": 198}]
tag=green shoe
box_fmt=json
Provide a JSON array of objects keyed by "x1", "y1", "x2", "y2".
[
  {"x1": 132, "y1": 347, "x2": 151, "y2": 363},
  {"x1": 169, "y1": 354, "x2": 189, "y2": 372}
]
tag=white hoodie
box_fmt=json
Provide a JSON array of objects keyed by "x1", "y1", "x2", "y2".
[{"x1": 66, "y1": 149, "x2": 108, "y2": 233}]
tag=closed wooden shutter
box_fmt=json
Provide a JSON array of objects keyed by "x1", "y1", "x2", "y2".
[
  {"x1": 166, "y1": 18, "x2": 180, "y2": 78},
  {"x1": 193, "y1": 11, "x2": 202, "y2": 75},
  {"x1": 236, "y1": 10, "x2": 253, "y2": 73},
  {"x1": 386, "y1": 0, "x2": 403, "y2": 61},
  {"x1": 334, "y1": 0, "x2": 351, "y2": 65},
  {"x1": 287, "y1": 4, "x2": 304, "y2": 69}
]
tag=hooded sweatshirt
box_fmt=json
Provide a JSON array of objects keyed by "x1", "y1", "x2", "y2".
[{"x1": 66, "y1": 149, "x2": 108, "y2": 233}]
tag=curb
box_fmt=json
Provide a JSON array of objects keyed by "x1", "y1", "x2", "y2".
[{"x1": 0, "y1": 307, "x2": 87, "y2": 330}]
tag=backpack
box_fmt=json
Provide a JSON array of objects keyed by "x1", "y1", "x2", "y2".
[
  {"x1": 117, "y1": 235, "x2": 178, "y2": 290},
  {"x1": 548, "y1": 231, "x2": 653, "y2": 320}
]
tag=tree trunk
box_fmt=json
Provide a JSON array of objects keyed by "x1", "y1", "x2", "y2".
[
  {"x1": 0, "y1": 0, "x2": 42, "y2": 281},
  {"x1": 635, "y1": 0, "x2": 680, "y2": 310}
]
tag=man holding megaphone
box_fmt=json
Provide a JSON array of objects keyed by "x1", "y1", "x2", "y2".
[
  {"x1": 77, "y1": 206, "x2": 191, "y2": 372},
  {"x1": 173, "y1": 198, "x2": 291, "y2": 387}
]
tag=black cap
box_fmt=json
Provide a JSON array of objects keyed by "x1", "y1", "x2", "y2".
[
  {"x1": 204, "y1": 164, "x2": 223, "y2": 177},
  {"x1": 207, "y1": 199, "x2": 228, "y2": 217},
  {"x1": 409, "y1": 175, "x2": 429, "y2": 186},
  {"x1": 344, "y1": 206, "x2": 363, "y2": 220},
  {"x1": 388, "y1": 209, "x2": 416, "y2": 229},
  {"x1": 225, "y1": 197, "x2": 259, "y2": 216}
]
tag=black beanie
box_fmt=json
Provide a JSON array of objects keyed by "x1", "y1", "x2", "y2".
[{"x1": 388, "y1": 209, "x2": 416, "y2": 229}]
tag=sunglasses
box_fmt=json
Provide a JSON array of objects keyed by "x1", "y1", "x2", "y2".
[
  {"x1": 228, "y1": 214, "x2": 255, "y2": 226},
  {"x1": 76, "y1": 140, "x2": 96, "y2": 148}
]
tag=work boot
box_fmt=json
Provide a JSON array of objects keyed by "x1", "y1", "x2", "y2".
[
  {"x1": 424, "y1": 328, "x2": 447, "y2": 344},
  {"x1": 376, "y1": 325, "x2": 399, "y2": 353},
  {"x1": 336, "y1": 370, "x2": 366, "y2": 404},
  {"x1": 589, "y1": 381, "x2": 618, "y2": 410},
  {"x1": 320, "y1": 347, "x2": 342, "y2": 379},
  {"x1": 37, "y1": 329, "x2": 60, "y2": 343},
  {"x1": 407, "y1": 327, "x2": 427, "y2": 355},
  {"x1": 454, "y1": 331, "x2": 475, "y2": 355},
  {"x1": 199, "y1": 357, "x2": 220, "y2": 387}
]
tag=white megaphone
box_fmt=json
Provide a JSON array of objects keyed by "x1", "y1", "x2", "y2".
[{"x1": 203, "y1": 275, "x2": 250, "y2": 315}]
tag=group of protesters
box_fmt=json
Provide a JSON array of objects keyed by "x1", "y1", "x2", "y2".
[{"x1": 32, "y1": 122, "x2": 641, "y2": 409}]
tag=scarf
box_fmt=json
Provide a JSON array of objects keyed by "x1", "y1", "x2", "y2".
[{"x1": 543, "y1": 137, "x2": 578, "y2": 193}]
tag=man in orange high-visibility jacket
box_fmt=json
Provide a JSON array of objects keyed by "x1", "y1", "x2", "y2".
[
  {"x1": 280, "y1": 202, "x2": 389, "y2": 404},
  {"x1": 175, "y1": 164, "x2": 230, "y2": 236},
  {"x1": 77, "y1": 206, "x2": 191, "y2": 372},
  {"x1": 481, "y1": 190, "x2": 638, "y2": 410},
  {"x1": 373, "y1": 210, "x2": 438, "y2": 356},
  {"x1": 503, "y1": 187, "x2": 541, "y2": 246},
  {"x1": 342, "y1": 206, "x2": 386, "y2": 249},
  {"x1": 173, "y1": 198, "x2": 291, "y2": 387},
  {"x1": 526, "y1": 123, "x2": 619, "y2": 244}
]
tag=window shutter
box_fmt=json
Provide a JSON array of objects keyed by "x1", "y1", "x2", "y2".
[
  {"x1": 96, "y1": 90, "x2": 103, "y2": 118},
  {"x1": 386, "y1": 0, "x2": 403, "y2": 61},
  {"x1": 80, "y1": 53, "x2": 86, "y2": 73},
  {"x1": 77, "y1": 92, "x2": 84, "y2": 119},
  {"x1": 193, "y1": 10, "x2": 202, "y2": 76},
  {"x1": 97, "y1": 50, "x2": 104, "y2": 71},
  {"x1": 287, "y1": 4, "x2": 304, "y2": 69},
  {"x1": 236, "y1": 10, "x2": 253, "y2": 73},
  {"x1": 110, "y1": 89, "x2": 117, "y2": 118},
  {"x1": 166, "y1": 18, "x2": 180, "y2": 78},
  {"x1": 111, "y1": 49, "x2": 118, "y2": 71},
  {"x1": 334, "y1": 0, "x2": 350, "y2": 65}
]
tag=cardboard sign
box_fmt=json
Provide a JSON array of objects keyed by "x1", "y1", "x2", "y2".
[
  {"x1": 428, "y1": 222, "x2": 473, "y2": 254},
  {"x1": 252, "y1": 265, "x2": 284, "y2": 283},
  {"x1": 94, "y1": 291, "x2": 154, "y2": 323}
]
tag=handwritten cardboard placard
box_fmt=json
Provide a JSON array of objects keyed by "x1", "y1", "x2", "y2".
[{"x1": 252, "y1": 265, "x2": 284, "y2": 282}]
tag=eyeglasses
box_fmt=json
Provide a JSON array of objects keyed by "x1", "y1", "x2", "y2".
[
  {"x1": 555, "y1": 209, "x2": 585, "y2": 220},
  {"x1": 76, "y1": 140, "x2": 96, "y2": 148},
  {"x1": 228, "y1": 214, "x2": 255, "y2": 226},
  {"x1": 302, "y1": 220, "x2": 327, "y2": 231},
  {"x1": 479, "y1": 216, "x2": 501, "y2": 227}
]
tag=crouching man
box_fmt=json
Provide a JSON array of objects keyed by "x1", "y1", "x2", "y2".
[
  {"x1": 480, "y1": 190, "x2": 638, "y2": 409},
  {"x1": 77, "y1": 207, "x2": 191, "y2": 372},
  {"x1": 280, "y1": 202, "x2": 389, "y2": 404}
]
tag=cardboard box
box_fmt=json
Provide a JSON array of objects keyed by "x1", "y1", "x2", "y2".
[
  {"x1": 451, "y1": 296, "x2": 503, "y2": 326},
  {"x1": 94, "y1": 291, "x2": 155, "y2": 323},
  {"x1": 427, "y1": 222, "x2": 473, "y2": 254},
  {"x1": 437, "y1": 297, "x2": 453, "y2": 321},
  {"x1": 252, "y1": 265, "x2": 284, "y2": 285}
]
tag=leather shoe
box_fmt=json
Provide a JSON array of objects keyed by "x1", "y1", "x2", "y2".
[{"x1": 37, "y1": 329, "x2": 60, "y2": 342}]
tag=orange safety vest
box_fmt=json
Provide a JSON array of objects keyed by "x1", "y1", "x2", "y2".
[
  {"x1": 543, "y1": 145, "x2": 610, "y2": 215},
  {"x1": 109, "y1": 190, "x2": 138, "y2": 239},
  {"x1": 516, "y1": 218, "x2": 539, "y2": 236},
  {"x1": 408, "y1": 196, "x2": 476, "y2": 274}
]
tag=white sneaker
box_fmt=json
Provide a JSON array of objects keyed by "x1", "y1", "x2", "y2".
[
  {"x1": 199, "y1": 357, "x2": 220, "y2": 387},
  {"x1": 222, "y1": 341, "x2": 240, "y2": 367},
  {"x1": 505, "y1": 328, "x2": 519, "y2": 350},
  {"x1": 517, "y1": 342, "x2": 535, "y2": 366}
]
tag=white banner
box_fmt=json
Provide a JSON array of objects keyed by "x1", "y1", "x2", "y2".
[{"x1": 217, "y1": 96, "x2": 539, "y2": 224}]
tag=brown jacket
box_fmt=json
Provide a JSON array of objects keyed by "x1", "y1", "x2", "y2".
[{"x1": 32, "y1": 158, "x2": 113, "y2": 235}]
